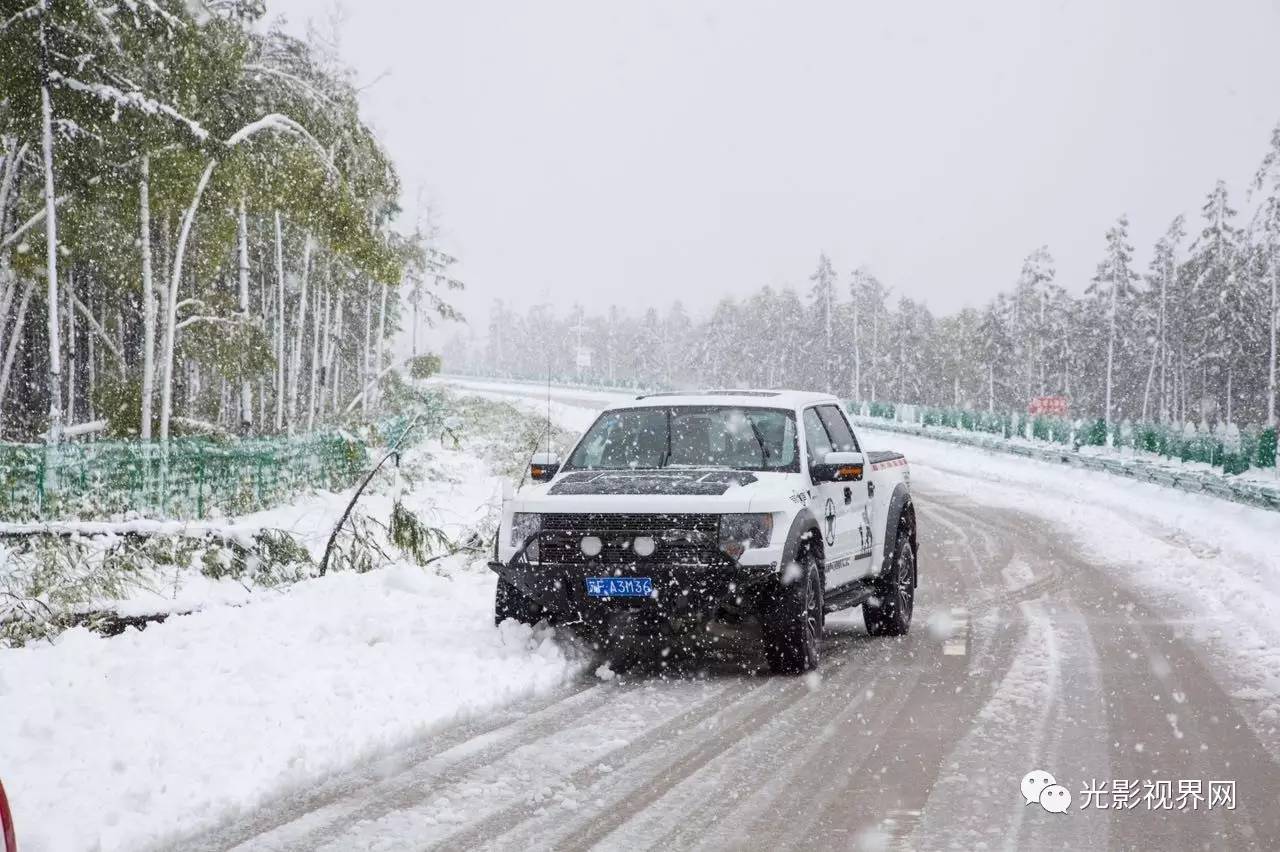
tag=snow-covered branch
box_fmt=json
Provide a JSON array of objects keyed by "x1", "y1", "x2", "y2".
[
  {"x1": 224, "y1": 113, "x2": 335, "y2": 175},
  {"x1": 0, "y1": 3, "x2": 40, "y2": 34},
  {"x1": 71, "y1": 295, "x2": 124, "y2": 365},
  {"x1": 49, "y1": 71, "x2": 210, "y2": 142},
  {"x1": 176, "y1": 314, "x2": 246, "y2": 331},
  {"x1": 244, "y1": 64, "x2": 341, "y2": 109}
]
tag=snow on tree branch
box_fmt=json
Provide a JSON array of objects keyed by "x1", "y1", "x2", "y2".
[
  {"x1": 224, "y1": 113, "x2": 336, "y2": 175},
  {"x1": 49, "y1": 71, "x2": 210, "y2": 142},
  {"x1": 0, "y1": 3, "x2": 41, "y2": 34}
]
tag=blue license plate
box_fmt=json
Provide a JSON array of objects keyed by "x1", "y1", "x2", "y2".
[{"x1": 585, "y1": 577, "x2": 653, "y2": 598}]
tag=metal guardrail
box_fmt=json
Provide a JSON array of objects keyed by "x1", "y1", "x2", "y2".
[{"x1": 850, "y1": 415, "x2": 1280, "y2": 513}]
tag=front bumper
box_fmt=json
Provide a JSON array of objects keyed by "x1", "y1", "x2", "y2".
[{"x1": 489, "y1": 530, "x2": 777, "y2": 640}]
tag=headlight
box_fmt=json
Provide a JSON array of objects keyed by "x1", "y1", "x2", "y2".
[
  {"x1": 719, "y1": 513, "x2": 773, "y2": 559},
  {"x1": 510, "y1": 512, "x2": 541, "y2": 547}
]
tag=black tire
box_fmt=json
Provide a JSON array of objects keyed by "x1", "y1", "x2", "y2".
[
  {"x1": 494, "y1": 578, "x2": 546, "y2": 627},
  {"x1": 864, "y1": 524, "x2": 915, "y2": 636},
  {"x1": 763, "y1": 551, "x2": 824, "y2": 674}
]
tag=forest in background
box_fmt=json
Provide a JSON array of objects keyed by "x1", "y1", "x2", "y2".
[
  {"x1": 0, "y1": 0, "x2": 460, "y2": 445},
  {"x1": 447, "y1": 127, "x2": 1280, "y2": 430}
]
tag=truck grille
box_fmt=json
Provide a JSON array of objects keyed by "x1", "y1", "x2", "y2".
[{"x1": 538, "y1": 513, "x2": 721, "y2": 565}]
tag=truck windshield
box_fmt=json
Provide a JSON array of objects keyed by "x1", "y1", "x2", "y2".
[{"x1": 564, "y1": 406, "x2": 799, "y2": 472}]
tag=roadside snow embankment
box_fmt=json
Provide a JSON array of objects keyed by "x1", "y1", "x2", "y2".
[
  {"x1": 0, "y1": 393, "x2": 584, "y2": 852},
  {"x1": 0, "y1": 565, "x2": 572, "y2": 852}
]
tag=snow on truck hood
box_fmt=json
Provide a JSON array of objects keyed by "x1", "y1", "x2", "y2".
[
  {"x1": 511, "y1": 468, "x2": 804, "y2": 514},
  {"x1": 549, "y1": 469, "x2": 759, "y2": 496}
]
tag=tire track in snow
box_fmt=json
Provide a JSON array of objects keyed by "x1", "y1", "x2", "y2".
[
  {"x1": 558, "y1": 640, "x2": 907, "y2": 851},
  {"x1": 183, "y1": 679, "x2": 614, "y2": 851}
]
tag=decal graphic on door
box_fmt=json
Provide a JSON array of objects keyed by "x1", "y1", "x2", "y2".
[
  {"x1": 855, "y1": 504, "x2": 873, "y2": 559},
  {"x1": 823, "y1": 497, "x2": 837, "y2": 546}
]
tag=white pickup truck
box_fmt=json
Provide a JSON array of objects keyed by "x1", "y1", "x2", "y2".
[{"x1": 489, "y1": 390, "x2": 917, "y2": 674}]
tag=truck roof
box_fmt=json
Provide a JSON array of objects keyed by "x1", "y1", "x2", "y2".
[{"x1": 625, "y1": 389, "x2": 841, "y2": 410}]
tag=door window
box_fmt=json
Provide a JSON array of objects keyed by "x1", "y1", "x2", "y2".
[
  {"x1": 802, "y1": 408, "x2": 834, "y2": 467},
  {"x1": 817, "y1": 405, "x2": 859, "y2": 453}
]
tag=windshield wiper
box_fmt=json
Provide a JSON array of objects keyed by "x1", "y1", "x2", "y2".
[
  {"x1": 658, "y1": 408, "x2": 673, "y2": 468},
  {"x1": 746, "y1": 417, "x2": 771, "y2": 467}
]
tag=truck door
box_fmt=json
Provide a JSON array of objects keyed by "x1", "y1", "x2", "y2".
[
  {"x1": 816, "y1": 404, "x2": 874, "y2": 583},
  {"x1": 801, "y1": 407, "x2": 858, "y2": 590}
]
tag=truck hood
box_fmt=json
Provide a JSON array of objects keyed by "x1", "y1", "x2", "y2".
[{"x1": 511, "y1": 468, "x2": 806, "y2": 515}]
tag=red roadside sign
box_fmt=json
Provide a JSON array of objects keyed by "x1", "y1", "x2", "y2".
[{"x1": 1027, "y1": 396, "x2": 1069, "y2": 416}]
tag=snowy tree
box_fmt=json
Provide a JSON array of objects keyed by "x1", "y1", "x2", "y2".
[
  {"x1": 807, "y1": 253, "x2": 838, "y2": 392},
  {"x1": 1087, "y1": 215, "x2": 1141, "y2": 427},
  {"x1": 0, "y1": 0, "x2": 459, "y2": 444},
  {"x1": 1187, "y1": 181, "x2": 1242, "y2": 423}
]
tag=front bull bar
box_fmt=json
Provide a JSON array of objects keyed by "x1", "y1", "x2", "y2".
[{"x1": 488, "y1": 528, "x2": 773, "y2": 635}]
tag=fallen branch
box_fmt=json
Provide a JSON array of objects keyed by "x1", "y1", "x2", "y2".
[{"x1": 319, "y1": 413, "x2": 422, "y2": 575}]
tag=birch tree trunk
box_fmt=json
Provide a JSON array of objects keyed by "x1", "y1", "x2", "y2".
[
  {"x1": 65, "y1": 267, "x2": 75, "y2": 423},
  {"x1": 1268, "y1": 260, "x2": 1277, "y2": 427},
  {"x1": 287, "y1": 234, "x2": 312, "y2": 432},
  {"x1": 0, "y1": 277, "x2": 15, "y2": 359},
  {"x1": 87, "y1": 301, "x2": 96, "y2": 424},
  {"x1": 851, "y1": 287, "x2": 861, "y2": 401},
  {"x1": 1141, "y1": 339, "x2": 1158, "y2": 422},
  {"x1": 139, "y1": 154, "x2": 156, "y2": 440},
  {"x1": 306, "y1": 283, "x2": 322, "y2": 432},
  {"x1": 318, "y1": 287, "x2": 336, "y2": 416},
  {"x1": 373, "y1": 280, "x2": 389, "y2": 408},
  {"x1": 362, "y1": 284, "x2": 372, "y2": 416},
  {"x1": 159, "y1": 159, "x2": 217, "y2": 445},
  {"x1": 274, "y1": 211, "x2": 285, "y2": 432},
  {"x1": 39, "y1": 16, "x2": 63, "y2": 445},
  {"x1": 329, "y1": 293, "x2": 343, "y2": 413},
  {"x1": 237, "y1": 197, "x2": 253, "y2": 433},
  {"x1": 1226, "y1": 366, "x2": 1234, "y2": 424},
  {"x1": 0, "y1": 281, "x2": 34, "y2": 407},
  {"x1": 1104, "y1": 278, "x2": 1117, "y2": 428}
]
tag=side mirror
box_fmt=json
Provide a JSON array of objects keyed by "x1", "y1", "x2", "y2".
[
  {"x1": 530, "y1": 451, "x2": 561, "y2": 483},
  {"x1": 811, "y1": 451, "x2": 864, "y2": 483}
]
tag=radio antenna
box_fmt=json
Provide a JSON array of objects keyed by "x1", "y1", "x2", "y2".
[{"x1": 546, "y1": 344, "x2": 552, "y2": 459}]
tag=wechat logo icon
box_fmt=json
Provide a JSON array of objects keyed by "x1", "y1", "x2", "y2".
[{"x1": 1021, "y1": 769, "x2": 1072, "y2": 813}]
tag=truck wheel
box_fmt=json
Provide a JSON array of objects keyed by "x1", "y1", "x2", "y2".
[
  {"x1": 494, "y1": 578, "x2": 547, "y2": 627},
  {"x1": 864, "y1": 525, "x2": 915, "y2": 636},
  {"x1": 763, "y1": 552, "x2": 823, "y2": 674}
]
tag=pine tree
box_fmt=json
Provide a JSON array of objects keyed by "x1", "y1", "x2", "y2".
[
  {"x1": 1188, "y1": 181, "x2": 1241, "y2": 423},
  {"x1": 807, "y1": 252, "x2": 837, "y2": 392},
  {"x1": 1087, "y1": 215, "x2": 1141, "y2": 427}
]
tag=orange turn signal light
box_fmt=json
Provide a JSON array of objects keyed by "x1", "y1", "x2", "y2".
[{"x1": 838, "y1": 465, "x2": 863, "y2": 479}]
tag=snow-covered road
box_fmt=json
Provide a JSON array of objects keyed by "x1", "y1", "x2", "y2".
[{"x1": 163, "y1": 379, "x2": 1280, "y2": 851}]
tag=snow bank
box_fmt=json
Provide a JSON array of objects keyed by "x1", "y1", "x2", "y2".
[
  {"x1": 0, "y1": 562, "x2": 575, "y2": 852},
  {"x1": 0, "y1": 399, "x2": 584, "y2": 852},
  {"x1": 852, "y1": 415, "x2": 1280, "y2": 510},
  {"x1": 432, "y1": 377, "x2": 633, "y2": 434}
]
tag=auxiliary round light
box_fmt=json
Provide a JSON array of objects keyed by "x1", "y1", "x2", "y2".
[
  {"x1": 633, "y1": 536, "x2": 656, "y2": 557},
  {"x1": 580, "y1": 535, "x2": 603, "y2": 557}
]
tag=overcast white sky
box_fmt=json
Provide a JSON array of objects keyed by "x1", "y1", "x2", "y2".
[{"x1": 265, "y1": 0, "x2": 1280, "y2": 346}]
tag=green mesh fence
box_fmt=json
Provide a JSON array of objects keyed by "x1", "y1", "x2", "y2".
[
  {"x1": 0, "y1": 433, "x2": 369, "y2": 521},
  {"x1": 846, "y1": 400, "x2": 1280, "y2": 477},
  {"x1": 0, "y1": 390, "x2": 452, "y2": 522}
]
